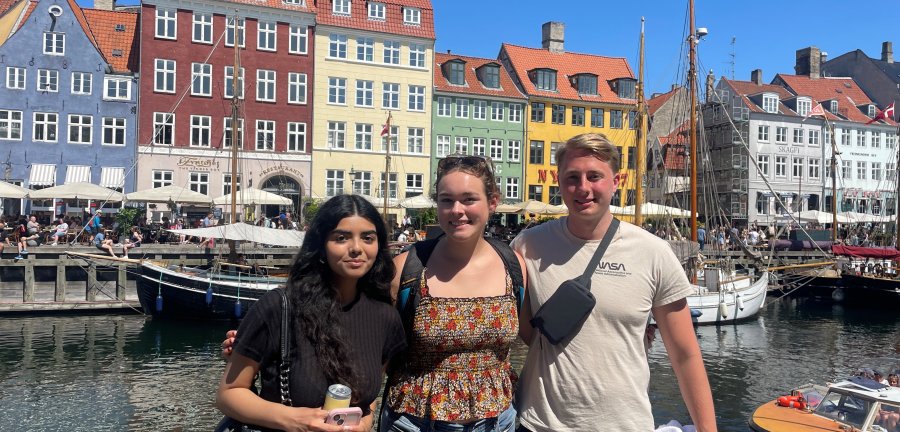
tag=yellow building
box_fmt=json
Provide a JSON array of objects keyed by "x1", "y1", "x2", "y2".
[
  {"x1": 500, "y1": 23, "x2": 639, "y2": 207},
  {"x1": 312, "y1": 0, "x2": 434, "y2": 226},
  {"x1": 0, "y1": 0, "x2": 28, "y2": 46}
]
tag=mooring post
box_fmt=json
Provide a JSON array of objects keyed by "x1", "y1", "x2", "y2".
[
  {"x1": 23, "y1": 261, "x2": 35, "y2": 302},
  {"x1": 116, "y1": 264, "x2": 126, "y2": 300},
  {"x1": 87, "y1": 265, "x2": 97, "y2": 302},
  {"x1": 55, "y1": 263, "x2": 66, "y2": 302}
]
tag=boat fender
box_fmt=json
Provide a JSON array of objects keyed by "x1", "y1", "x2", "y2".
[
  {"x1": 234, "y1": 300, "x2": 242, "y2": 318},
  {"x1": 205, "y1": 286, "x2": 213, "y2": 306},
  {"x1": 718, "y1": 301, "x2": 729, "y2": 319},
  {"x1": 736, "y1": 294, "x2": 744, "y2": 311},
  {"x1": 690, "y1": 308, "x2": 702, "y2": 318},
  {"x1": 831, "y1": 288, "x2": 845, "y2": 302},
  {"x1": 155, "y1": 294, "x2": 163, "y2": 313}
]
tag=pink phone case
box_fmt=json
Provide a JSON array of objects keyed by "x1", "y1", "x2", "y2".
[{"x1": 325, "y1": 407, "x2": 363, "y2": 426}]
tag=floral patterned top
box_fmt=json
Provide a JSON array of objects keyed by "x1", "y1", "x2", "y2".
[{"x1": 386, "y1": 268, "x2": 519, "y2": 421}]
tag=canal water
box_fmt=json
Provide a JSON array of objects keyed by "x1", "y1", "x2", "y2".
[{"x1": 1, "y1": 296, "x2": 898, "y2": 431}]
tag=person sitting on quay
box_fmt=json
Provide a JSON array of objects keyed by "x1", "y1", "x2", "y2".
[
  {"x1": 84, "y1": 210, "x2": 102, "y2": 242},
  {"x1": 49, "y1": 216, "x2": 69, "y2": 246},
  {"x1": 93, "y1": 227, "x2": 117, "y2": 258},
  {"x1": 15, "y1": 216, "x2": 42, "y2": 259},
  {"x1": 122, "y1": 226, "x2": 143, "y2": 259}
]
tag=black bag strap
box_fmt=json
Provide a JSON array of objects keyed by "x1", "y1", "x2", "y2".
[
  {"x1": 277, "y1": 288, "x2": 293, "y2": 407},
  {"x1": 578, "y1": 218, "x2": 620, "y2": 282}
]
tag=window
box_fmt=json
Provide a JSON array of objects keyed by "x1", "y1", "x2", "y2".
[
  {"x1": 456, "y1": 98, "x2": 469, "y2": 118},
  {"x1": 550, "y1": 142, "x2": 561, "y2": 165},
  {"x1": 223, "y1": 117, "x2": 243, "y2": 149},
  {"x1": 407, "y1": 128, "x2": 424, "y2": 153},
  {"x1": 829, "y1": 100, "x2": 838, "y2": 113},
  {"x1": 6, "y1": 67, "x2": 25, "y2": 89},
  {"x1": 571, "y1": 106, "x2": 585, "y2": 126},
  {"x1": 403, "y1": 7, "x2": 420, "y2": 25},
  {"x1": 0, "y1": 110, "x2": 22, "y2": 140},
  {"x1": 481, "y1": 65, "x2": 500, "y2": 88},
  {"x1": 382, "y1": 83, "x2": 399, "y2": 109},
  {"x1": 577, "y1": 75, "x2": 597, "y2": 95},
  {"x1": 153, "y1": 112, "x2": 173, "y2": 145},
  {"x1": 472, "y1": 138, "x2": 486, "y2": 156},
  {"x1": 873, "y1": 162, "x2": 883, "y2": 181},
  {"x1": 873, "y1": 132, "x2": 881, "y2": 148},
  {"x1": 102, "y1": 117, "x2": 126, "y2": 146},
  {"x1": 507, "y1": 140, "x2": 520, "y2": 162},
  {"x1": 762, "y1": 94, "x2": 778, "y2": 113},
  {"x1": 530, "y1": 140, "x2": 544, "y2": 164},
  {"x1": 71, "y1": 72, "x2": 91, "y2": 95},
  {"x1": 192, "y1": 13, "x2": 212, "y2": 44},
  {"x1": 406, "y1": 174, "x2": 423, "y2": 196},
  {"x1": 793, "y1": 128, "x2": 804, "y2": 145},
  {"x1": 222, "y1": 173, "x2": 241, "y2": 196},
  {"x1": 285, "y1": 122, "x2": 306, "y2": 152},
  {"x1": 33, "y1": 112, "x2": 57, "y2": 142},
  {"x1": 628, "y1": 111, "x2": 637, "y2": 129},
  {"x1": 454, "y1": 136, "x2": 468, "y2": 154},
  {"x1": 758, "y1": 125, "x2": 769, "y2": 141},
  {"x1": 857, "y1": 130, "x2": 866, "y2": 147},
  {"x1": 191, "y1": 63, "x2": 212, "y2": 96},
  {"x1": 610, "y1": 110, "x2": 623, "y2": 128},
  {"x1": 473, "y1": 100, "x2": 487, "y2": 120},
  {"x1": 549, "y1": 186, "x2": 562, "y2": 205},
  {"x1": 333, "y1": 0, "x2": 350, "y2": 15},
  {"x1": 436, "y1": 135, "x2": 451, "y2": 157},
  {"x1": 289, "y1": 25, "x2": 308, "y2": 54},
  {"x1": 868, "y1": 105, "x2": 877, "y2": 118},
  {"x1": 841, "y1": 160, "x2": 851, "y2": 179},
  {"x1": 775, "y1": 156, "x2": 786, "y2": 177},
  {"x1": 528, "y1": 185, "x2": 543, "y2": 201},
  {"x1": 409, "y1": 43, "x2": 426, "y2": 68},
  {"x1": 257, "y1": 21, "x2": 276, "y2": 51},
  {"x1": 447, "y1": 61, "x2": 465, "y2": 85},
  {"x1": 382, "y1": 126, "x2": 398, "y2": 152},
  {"x1": 796, "y1": 98, "x2": 811, "y2": 117},
  {"x1": 104, "y1": 77, "x2": 130, "y2": 100},
  {"x1": 226, "y1": 18, "x2": 245, "y2": 47},
  {"x1": 840, "y1": 129, "x2": 850, "y2": 145},
  {"x1": 505, "y1": 177, "x2": 519, "y2": 199},
  {"x1": 808, "y1": 129, "x2": 819, "y2": 146},
  {"x1": 190, "y1": 115, "x2": 211, "y2": 147},
  {"x1": 825, "y1": 128, "x2": 832, "y2": 145},
  {"x1": 757, "y1": 154, "x2": 769, "y2": 177},
  {"x1": 328, "y1": 77, "x2": 346, "y2": 104},
  {"x1": 224, "y1": 66, "x2": 244, "y2": 99},
  {"x1": 491, "y1": 102, "x2": 504, "y2": 121},
  {"x1": 534, "y1": 69, "x2": 556, "y2": 91},
  {"x1": 37, "y1": 69, "x2": 58, "y2": 92},
  {"x1": 355, "y1": 80, "x2": 373, "y2": 107},
  {"x1": 152, "y1": 170, "x2": 173, "y2": 188},
  {"x1": 327, "y1": 121, "x2": 345, "y2": 148},
  {"x1": 368, "y1": 2, "x2": 385, "y2": 19},
  {"x1": 887, "y1": 134, "x2": 896, "y2": 148},
  {"x1": 326, "y1": 170, "x2": 344, "y2": 196},
  {"x1": 355, "y1": 37, "x2": 374, "y2": 61},
  {"x1": 437, "y1": 97, "x2": 451, "y2": 117},
  {"x1": 888, "y1": 163, "x2": 896, "y2": 182},
  {"x1": 531, "y1": 102, "x2": 545, "y2": 122},
  {"x1": 509, "y1": 104, "x2": 522, "y2": 123},
  {"x1": 355, "y1": 123, "x2": 372, "y2": 150},
  {"x1": 551, "y1": 104, "x2": 565, "y2": 124},
  {"x1": 288, "y1": 72, "x2": 307, "y2": 104},
  {"x1": 857, "y1": 161, "x2": 867, "y2": 180},
  {"x1": 775, "y1": 126, "x2": 787, "y2": 143},
  {"x1": 154, "y1": 59, "x2": 175, "y2": 93},
  {"x1": 328, "y1": 34, "x2": 347, "y2": 58},
  {"x1": 155, "y1": 8, "x2": 176, "y2": 39},
  {"x1": 792, "y1": 157, "x2": 803, "y2": 179},
  {"x1": 591, "y1": 108, "x2": 604, "y2": 127},
  {"x1": 408, "y1": 85, "x2": 425, "y2": 111},
  {"x1": 490, "y1": 139, "x2": 503, "y2": 160},
  {"x1": 256, "y1": 69, "x2": 276, "y2": 102},
  {"x1": 43, "y1": 32, "x2": 65, "y2": 55},
  {"x1": 189, "y1": 172, "x2": 209, "y2": 195},
  {"x1": 383, "y1": 41, "x2": 400, "y2": 64},
  {"x1": 68, "y1": 114, "x2": 92, "y2": 144},
  {"x1": 256, "y1": 119, "x2": 275, "y2": 150},
  {"x1": 381, "y1": 172, "x2": 398, "y2": 199}
]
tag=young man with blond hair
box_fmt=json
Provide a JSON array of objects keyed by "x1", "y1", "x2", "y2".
[{"x1": 512, "y1": 133, "x2": 716, "y2": 431}]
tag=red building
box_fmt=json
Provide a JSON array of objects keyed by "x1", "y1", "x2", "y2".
[{"x1": 137, "y1": 0, "x2": 315, "y2": 219}]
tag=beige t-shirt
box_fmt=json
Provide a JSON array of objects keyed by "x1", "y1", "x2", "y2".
[{"x1": 511, "y1": 218, "x2": 692, "y2": 432}]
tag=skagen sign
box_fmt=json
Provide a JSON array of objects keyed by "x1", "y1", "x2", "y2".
[
  {"x1": 177, "y1": 157, "x2": 221, "y2": 171},
  {"x1": 260, "y1": 164, "x2": 305, "y2": 177}
]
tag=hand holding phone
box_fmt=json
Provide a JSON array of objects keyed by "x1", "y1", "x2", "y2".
[{"x1": 324, "y1": 407, "x2": 362, "y2": 426}]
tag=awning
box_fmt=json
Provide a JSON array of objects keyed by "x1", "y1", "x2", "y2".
[
  {"x1": 100, "y1": 167, "x2": 125, "y2": 189},
  {"x1": 29, "y1": 164, "x2": 56, "y2": 186},
  {"x1": 65, "y1": 165, "x2": 92, "y2": 184},
  {"x1": 758, "y1": 191, "x2": 773, "y2": 198}
]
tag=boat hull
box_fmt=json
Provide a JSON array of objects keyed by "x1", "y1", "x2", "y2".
[
  {"x1": 839, "y1": 274, "x2": 900, "y2": 305},
  {"x1": 136, "y1": 262, "x2": 282, "y2": 320},
  {"x1": 749, "y1": 401, "x2": 844, "y2": 432},
  {"x1": 687, "y1": 272, "x2": 769, "y2": 325}
]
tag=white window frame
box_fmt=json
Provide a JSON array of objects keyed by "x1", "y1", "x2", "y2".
[
  {"x1": 355, "y1": 80, "x2": 373, "y2": 107},
  {"x1": 775, "y1": 155, "x2": 787, "y2": 178},
  {"x1": 190, "y1": 115, "x2": 211, "y2": 147},
  {"x1": 154, "y1": 59, "x2": 175, "y2": 93},
  {"x1": 383, "y1": 41, "x2": 400, "y2": 65},
  {"x1": 455, "y1": 98, "x2": 469, "y2": 118},
  {"x1": 408, "y1": 85, "x2": 424, "y2": 111},
  {"x1": 793, "y1": 128, "x2": 804, "y2": 145},
  {"x1": 104, "y1": 77, "x2": 131, "y2": 100},
  {"x1": 407, "y1": 127, "x2": 424, "y2": 153},
  {"x1": 288, "y1": 72, "x2": 307, "y2": 104},
  {"x1": 329, "y1": 33, "x2": 347, "y2": 59},
  {"x1": 758, "y1": 125, "x2": 769, "y2": 142},
  {"x1": 326, "y1": 170, "x2": 344, "y2": 197},
  {"x1": 382, "y1": 83, "x2": 399, "y2": 109},
  {"x1": 490, "y1": 102, "x2": 504, "y2": 121},
  {"x1": 223, "y1": 117, "x2": 244, "y2": 149},
  {"x1": 286, "y1": 122, "x2": 306, "y2": 152},
  {"x1": 37, "y1": 69, "x2": 58, "y2": 92},
  {"x1": 796, "y1": 98, "x2": 811, "y2": 117},
  {"x1": 33, "y1": 112, "x2": 57, "y2": 142},
  {"x1": 505, "y1": 177, "x2": 519, "y2": 200},
  {"x1": 436, "y1": 135, "x2": 451, "y2": 157},
  {"x1": 808, "y1": 129, "x2": 820, "y2": 146},
  {"x1": 775, "y1": 126, "x2": 787, "y2": 143},
  {"x1": 409, "y1": 43, "x2": 425, "y2": 68},
  {"x1": 454, "y1": 136, "x2": 468, "y2": 154},
  {"x1": 68, "y1": 114, "x2": 93, "y2": 144},
  {"x1": 328, "y1": 77, "x2": 347, "y2": 105},
  {"x1": 473, "y1": 100, "x2": 487, "y2": 120},
  {"x1": 153, "y1": 112, "x2": 174, "y2": 146},
  {"x1": 437, "y1": 97, "x2": 451, "y2": 117},
  {"x1": 256, "y1": 69, "x2": 276, "y2": 102},
  {"x1": 808, "y1": 158, "x2": 821, "y2": 180},
  {"x1": 102, "y1": 117, "x2": 126, "y2": 146},
  {"x1": 43, "y1": 32, "x2": 65, "y2": 55},
  {"x1": 256, "y1": 119, "x2": 275, "y2": 151},
  {"x1": 191, "y1": 63, "x2": 212, "y2": 96},
  {"x1": 472, "y1": 137, "x2": 486, "y2": 156},
  {"x1": 403, "y1": 7, "x2": 420, "y2": 25},
  {"x1": 873, "y1": 132, "x2": 881, "y2": 148},
  {"x1": 333, "y1": 0, "x2": 350, "y2": 15},
  {"x1": 327, "y1": 121, "x2": 346, "y2": 148},
  {"x1": 192, "y1": 13, "x2": 212, "y2": 44},
  {"x1": 353, "y1": 170, "x2": 372, "y2": 196},
  {"x1": 189, "y1": 172, "x2": 209, "y2": 195},
  {"x1": 841, "y1": 160, "x2": 852, "y2": 180},
  {"x1": 757, "y1": 154, "x2": 770, "y2": 177},
  {"x1": 224, "y1": 66, "x2": 245, "y2": 99},
  {"x1": 792, "y1": 157, "x2": 804, "y2": 179},
  {"x1": 507, "y1": 140, "x2": 520, "y2": 162},
  {"x1": 382, "y1": 126, "x2": 398, "y2": 152},
  {"x1": 509, "y1": 104, "x2": 522, "y2": 123},
  {"x1": 6, "y1": 67, "x2": 25, "y2": 90},
  {"x1": 355, "y1": 123, "x2": 373, "y2": 150},
  {"x1": 357, "y1": 37, "x2": 374, "y2": 62},
  {"x1": 367, "y1": 2, "x2": 385, "y2": 20},
  {"x1": 288, "y1": 25, "x2": 308, "y2": 54},
  {"x1": 155, "y1": 8, "x2": 177, "y2": 40},
  {"x1": 762, "y1": 93, "x2": 778, "y2": 113},
  {"x1": 152, "y1": 170, "x2": 173, "y2": 188},
  {"x1": 0, "y1": 110, "x2": 22, "y2": 140},
  {"x1": 257, "y1": 21, "x2": 277, "y2": 52},
  {"x1": 226, "y1": 18, "x2": 245, "y2": 48},
  {"x1": 222, "y1": 173, "x2": 242, "y2": 197},
  {"x1": 490, "y1": 138, "x2": 503, "y2": 161},
  {"x1": 857, "y1": 161, "x2": 867, "y2": 180},
  {"x1": 71, "y1": 72, "x2": 92, "y2": 95},
  {"x1": 406, "y1": 173, "x2": 423, "y2": 195}
]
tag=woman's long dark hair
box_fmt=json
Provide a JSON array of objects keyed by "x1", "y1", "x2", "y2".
[{"x1": 286, "y1": 194, "x2": 393, "y2": 404}]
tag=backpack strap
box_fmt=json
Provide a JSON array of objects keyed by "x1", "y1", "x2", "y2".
[
  {"x1": 396, "y1": 237, "x2": 441, "y2": 343},
  {"x1": 485, "y1": 237, "x2": 525, "y2": 312}
]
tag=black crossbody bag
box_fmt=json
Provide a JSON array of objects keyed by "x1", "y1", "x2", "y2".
[{"x1": 529, "y1": 218, "x2": 619, "y2": 345}]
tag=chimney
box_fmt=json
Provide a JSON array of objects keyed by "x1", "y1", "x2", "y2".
[
  {"x1": 541, "y1": 22, "x2": 565, "y2": 54},
  {"x1": 705, "y1": 70, "x2": 715, "y2": 102},
  {"x1": 795, "y1": 47, "x2": 821, "y2": 79},
  {"x1": 883, "y1": 41, "x2": 894, "y2": 64},
  {"x1": 94, "y1": 0, "x2": 114, "y2": 10},
  {"x1": 750, "y1": 69, "x2": 763, "y2": 85}
]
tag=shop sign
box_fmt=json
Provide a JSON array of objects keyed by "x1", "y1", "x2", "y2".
[
  {"x1": 260, "y1": 164, "x2": 306, "y2": 178},
  {"x1": 177, "y1": 157, "x2": 221, "y2": 171}
]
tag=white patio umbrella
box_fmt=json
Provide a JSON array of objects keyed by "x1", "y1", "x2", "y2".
[
  {"x1": 495, "y1": 203, "x2": 521, "y2": 214},
  {"x1": 126, "y1": 185, "x2": 212, "y2": 205},
  {"x1": 213, "y1": 187, "x2": 292, "y2": 206},
  {"x1": 0, "y1": 180, "x2": 30, "y2": 199},
  {"x1": 28, "y1": 182, "x2": 124, "y2": 201},
  {"x1": 622, "y1": 203, "x2": 691, "y2": 217},
  {"x1": 398, "y1": 194, "x2": 436, "y2": 209},
  {"x1": 515, "y1": 200, "x2": 567, "y2": 215}
]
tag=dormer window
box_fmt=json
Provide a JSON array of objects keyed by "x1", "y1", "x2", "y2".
[
  {"x1": 830, "y1": 100, "x2": 839, "y2": 113},
  {"x1": 112, "y1": 49, "x2": 124, "y2": 57},
  {"x1": 762, "y1": 93, "x2": 779, "y2": 113},
  {"x1": 573, "y1": 74, "x2": 598, "y2": 95},
  {"x1": 478, "y1": 64, "x2": 500, "y2": 89},
  {"x1": 283, "y1": 0, "x2": 304, "y2": 4},
  {"x1": 115, "y1": 24, "x2": 126, "y2": 32},
  {"x1": 403, "y1": 7, "x2": 420, "y2": 25},
  {"x1": 43, "y1": 32, "x2": 65, "y2": 55},
  {"x1": 868, "y1": 105, "x2": 877, "y2": 118},
  {"x1": 796, "y1": 97, "x2": 811, "y2": 117},
  {"x1": 445, "y1": 60, "x2": 465, "y2": 86},
  {"x1": 531, "y1": 69, "x2": 556, "y2": 91},
  {"x1": 333, "y1": 0, "x2": 350, "y2": 16},
  {"x1": 611, "y1": 78, "x2": 636, "y2": 99},
  {"x1": 367, "y1": 2, "x2": 385, "y2": 20}
]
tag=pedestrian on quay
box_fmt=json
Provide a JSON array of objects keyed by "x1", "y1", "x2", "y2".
[
  {"x1": 216, "y1": 194, "x2": 406, "y2": 431},
  {"x1": 697, "y1": 224, "x2": 706, "y2": 250},
  {"x1": 511, "y1": 133, "x2": 716, "y2": 432},
  {"x1": 93, "y1": 228, "x2": 117, "y2": 258}
]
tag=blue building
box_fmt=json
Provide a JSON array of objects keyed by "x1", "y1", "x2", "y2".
[{"x1": 0, "y1": 0, "x2": 138, "y2": 215}]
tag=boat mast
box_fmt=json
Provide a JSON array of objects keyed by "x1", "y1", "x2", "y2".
[
  {"x1": 896, "y1": 128, "x2": 899, "y2": 249},
  {"x1": 688, "y1": 0, "x2": 698, "y2": 241},
  {"x1": 383, "y1": 113, "x2": 391, "y2": 229},
  {"x1": 634, "y1": 17, "x2": 646, "y2": 227},
  {"x1": 828, "y1": 120, "x2": 838, "y2": 243},
  {"x1": 230, "y1": 15, "x2": 240, "y2": 225}
]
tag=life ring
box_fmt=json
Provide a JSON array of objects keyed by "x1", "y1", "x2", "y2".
[{"x1": 776, "y1": 395, "x2": 806, "y2": 410}]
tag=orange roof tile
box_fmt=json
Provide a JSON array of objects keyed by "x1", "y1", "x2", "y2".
[
  {"x1": 220, "y1": 0, "x2": 311, "y2": 13},
  {"x1": 723, "y1": 78, "x2": 794, "y2": 99},
  {"x1": 434, "y1": 52, "x2": 525, "y2": 100},
  {"x1": 0, "y1": 0, "x2": 21, "y2": 17},
  {"x1": 648, "y1": 86, "x2": 680, "y2": 116},
  {"x1": 658, "y1": 121, "x2": 688, "y2": 170},
  {"x1": 82, "y1": 8, "x2": 139, "y2": 73},
  {"x1": 316, "y1": 0, "x2": 434, "y2": 39},
  {"x1": 501, "y1": 43, "x2": 635, "y2": 105},
  {"x1": 773, "y1": 74, "x2": 894, "y2": 124}
]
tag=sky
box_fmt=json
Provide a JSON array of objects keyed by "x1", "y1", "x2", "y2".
[{"x1": 82, "y1": 0, "x2": 900, "y2": 98}]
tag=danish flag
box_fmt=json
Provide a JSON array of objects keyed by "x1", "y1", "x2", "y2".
[
  {"x1": 866, "y1": 102, "x2": 895, "y2": 124},
  {"x1": 380, "y1": 113, "x2": 392, "y2": 137}
]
